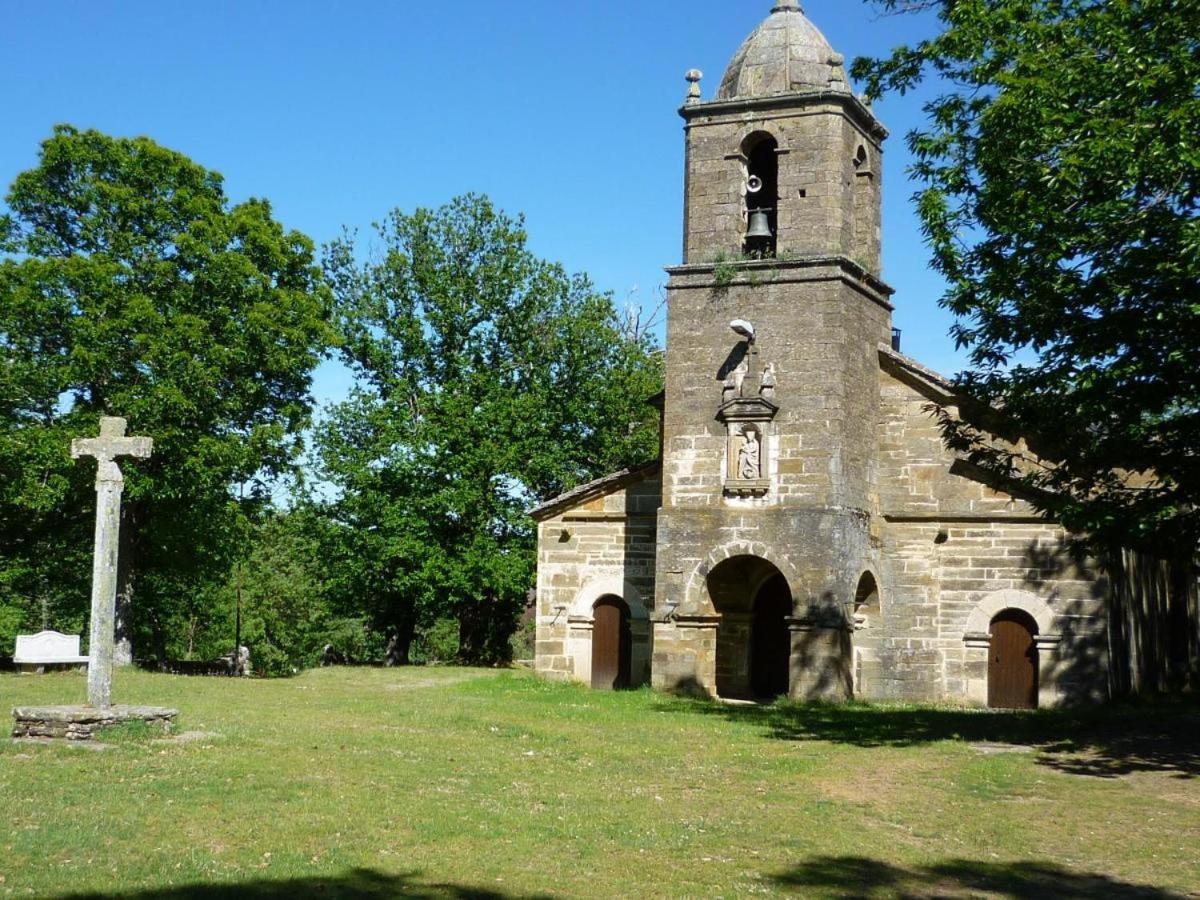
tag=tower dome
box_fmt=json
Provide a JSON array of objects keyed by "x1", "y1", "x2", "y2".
[{"x1": 717, "y1": 1, "x2": 850, "y2": 100}]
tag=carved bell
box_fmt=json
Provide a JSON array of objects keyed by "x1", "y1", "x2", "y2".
[{"x1": 746, "y1": 208, "x2": 773, "y2": 241}]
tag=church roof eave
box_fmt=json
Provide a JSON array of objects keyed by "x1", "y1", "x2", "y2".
[
  {"x1": 877, "y1": 343, "x2": 957, "y2": 401},
  {"x1": 528, "y1": 460, "x2": 661, "y2": 523}
]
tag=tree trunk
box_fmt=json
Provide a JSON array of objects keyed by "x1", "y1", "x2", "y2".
[
  {"x1": 385, "y1": 608, "x2": 415, "y2": 666},
  {"x1": 114, "y1": 503, "x2": 137, "y2": 666},
  {"x1": 459, "y1": 591, "x2": 514, "y2": 665}
]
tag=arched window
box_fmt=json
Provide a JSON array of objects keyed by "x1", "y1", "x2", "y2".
[
  {"x1": 852, "y1": 144, "x2": 876, "y2": 271},
  {"x1": 853, "y1": 571, "x2": 880, "y2": 628},
  {"x1": 743, "y1": 133, "x2": 779, "y2": 258}
]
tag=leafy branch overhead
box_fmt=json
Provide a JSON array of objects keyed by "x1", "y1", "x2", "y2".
[{"x1": 854, "y1": 0, "x2": 1200, "y2": 553}]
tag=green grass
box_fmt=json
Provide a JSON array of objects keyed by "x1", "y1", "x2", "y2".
[{"x1": 1, "y1": 668, "x2": 1197, "y2": 898}]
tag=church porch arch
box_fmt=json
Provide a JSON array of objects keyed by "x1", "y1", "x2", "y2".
[
  {"x1": 682, "y1": 541, "x2": 796, "y2": 618},
  {"x1": 676, "y1": 542, "x2": 853, "y2": 702},
  {"x1": 706, "y1": 554, "x2": 794, "y2": 700}
]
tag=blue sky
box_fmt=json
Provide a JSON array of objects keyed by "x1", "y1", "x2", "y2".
[{"x1": 1, "y1": 0, "x2": 960, "y2": 406}]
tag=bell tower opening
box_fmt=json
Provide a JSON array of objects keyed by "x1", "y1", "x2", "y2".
[{"x1": 743, "y1": 133, "x2": 779, "y2": 258}]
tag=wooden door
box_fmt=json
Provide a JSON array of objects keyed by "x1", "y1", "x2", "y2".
[
  {"x1": 592, "y1": 597, "x2": 631, "y2": 690},
  {"x1": 988, "y1": 611, "x2": 1038, "y2": 709},
  {"x1": 751, "y1": 574, "x2": 792, "y2": 699}
]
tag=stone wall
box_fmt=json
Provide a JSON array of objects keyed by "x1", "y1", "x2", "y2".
[
  {"x1": 650, "y1": 253, "x2": 891, "y2": 699},
  {"x1": 871, "y1": 357, "x2": 1110, "y2": 705},
  {"x1": 12, "y1": 705, "x2": 177, "y2": 741},
  {"x1": 533, "y1": 469, "x2": 660, "y2": 686}
]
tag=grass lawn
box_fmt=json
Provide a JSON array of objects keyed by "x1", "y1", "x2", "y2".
[{"x1": 1, "y1": 667, "x2": 1197, "y2": 899}]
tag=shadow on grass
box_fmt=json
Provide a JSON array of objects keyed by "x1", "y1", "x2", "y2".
[
  {"x1": 56, "y1": 868, "x2": 549, "y2": 900},
  {"x1": 772, "y1": 856, "x2": 1188, "y2": 898},
  {"x1": 654, "y1": 694, "x2": 1200, "y2": 779}
]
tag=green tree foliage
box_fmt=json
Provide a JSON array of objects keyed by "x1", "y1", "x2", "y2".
[
  {"x1": 0, "y1": 126, "x2": 332, "y2": 658},
  {"x1": 199, "y1": 508, "x2": 364, "y2": 676},
  {"x1": 318, "y1": 195, "x2": 662, "y2": 664},
  {"x1": 854, "y1": 0, "x2": 1200, "y2": 552}
]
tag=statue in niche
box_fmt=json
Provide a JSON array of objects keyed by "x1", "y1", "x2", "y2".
[{"x1": 738, "y1": 426, "x2": 761, "y2": 479}]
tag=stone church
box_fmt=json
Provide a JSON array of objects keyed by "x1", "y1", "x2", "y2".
[{"x1": 531, "y1": 2, "x2": 1160, "y2": 708}]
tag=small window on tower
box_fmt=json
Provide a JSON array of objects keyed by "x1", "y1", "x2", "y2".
[
  {"x1": 854, "y1": 144, "x2": 871, "y2": 176},
  {"x1": 743, "y1": 133, "x2": 779, "y2": 259}
]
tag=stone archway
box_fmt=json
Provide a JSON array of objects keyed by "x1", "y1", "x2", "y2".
[
  {"x1": 683, "y1": 540, "x2": 793, "y2": 617},
  {"x1": 965, "y1": 589, "x2": 1056, "y2": 637},
  {"x1": 707, "y1": 555, "x2": 793, "y2": 700},
  {"x1": 568, "y1": 577, "x2": 649, "y2": 622}
]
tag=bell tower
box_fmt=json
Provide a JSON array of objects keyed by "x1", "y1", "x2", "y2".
[{"x1": 652, "y1": 1, "x2": 894, "y2": 700}]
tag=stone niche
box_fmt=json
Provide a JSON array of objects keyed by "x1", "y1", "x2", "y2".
[{"x1": 717, "y1": 394, "x2": 778, "y2": 498}]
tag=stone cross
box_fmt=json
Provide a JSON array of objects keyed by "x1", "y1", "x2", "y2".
[{"x1": 71, "y1": 417, "x2": 153, "y2": 708}]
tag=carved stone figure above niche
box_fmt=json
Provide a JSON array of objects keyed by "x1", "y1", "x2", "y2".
[{"x1": 717, "y1": 365, "x2": 778, "y2": 499}]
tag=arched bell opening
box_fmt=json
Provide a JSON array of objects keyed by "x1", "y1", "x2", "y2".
[
  {"x1": 709, "y1": 555, "x2": 792, "y2": 700},
  {"x1": 591, "y1": 595, "x2": 632, "y2": 691},
  {"x1": 988, "y1": 609, "x2": 1039, "y2": 710},
  {"x1": 742, "y1": 132, "x2": 779, "y2": 258}
]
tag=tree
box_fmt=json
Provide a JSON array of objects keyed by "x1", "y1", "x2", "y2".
[
  {"x1": 0, "y1": 126, "x2": 332, "y2": 659},
  {"x1": 202, "y1": 508, "x2": 349, "y2": 676},
  {"x1": 318, "y1": 194, "x2": 662, "y2": 664},
  {"x1": 853, "y1": 0, "x2": 1200, "y2": 553}
]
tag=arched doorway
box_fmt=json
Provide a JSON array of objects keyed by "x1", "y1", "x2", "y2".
[
  {"x1": 708, "y1": 555, "x2": 792, "y2": 700},
  {"x1": 751, "y1": 574, "x2": 792, "y2": 699},
  {"x1": 591, "y1": 596, "x2": 631, "y2": 690},
  {"x1": 988, "y1": 609, "x2": 1039, "y2": 709}
]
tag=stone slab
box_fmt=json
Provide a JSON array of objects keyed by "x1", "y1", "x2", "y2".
[{"x1": 12, "y1": 705, "x2": 178, "y2": 741}]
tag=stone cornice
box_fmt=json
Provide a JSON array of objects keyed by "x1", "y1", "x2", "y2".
[
  {"x1": 717, "y1": 395, "x2": 779, "y2": 422},
  {"x1": 666, "y1": 256, "x2": 894, "y2": 310},
  {"x1": 882, "y1": 514, "x2": 1057, "y2": 525},
  {"x1": 680, "y1": 91, "x2": 888, "y2": 143}
]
